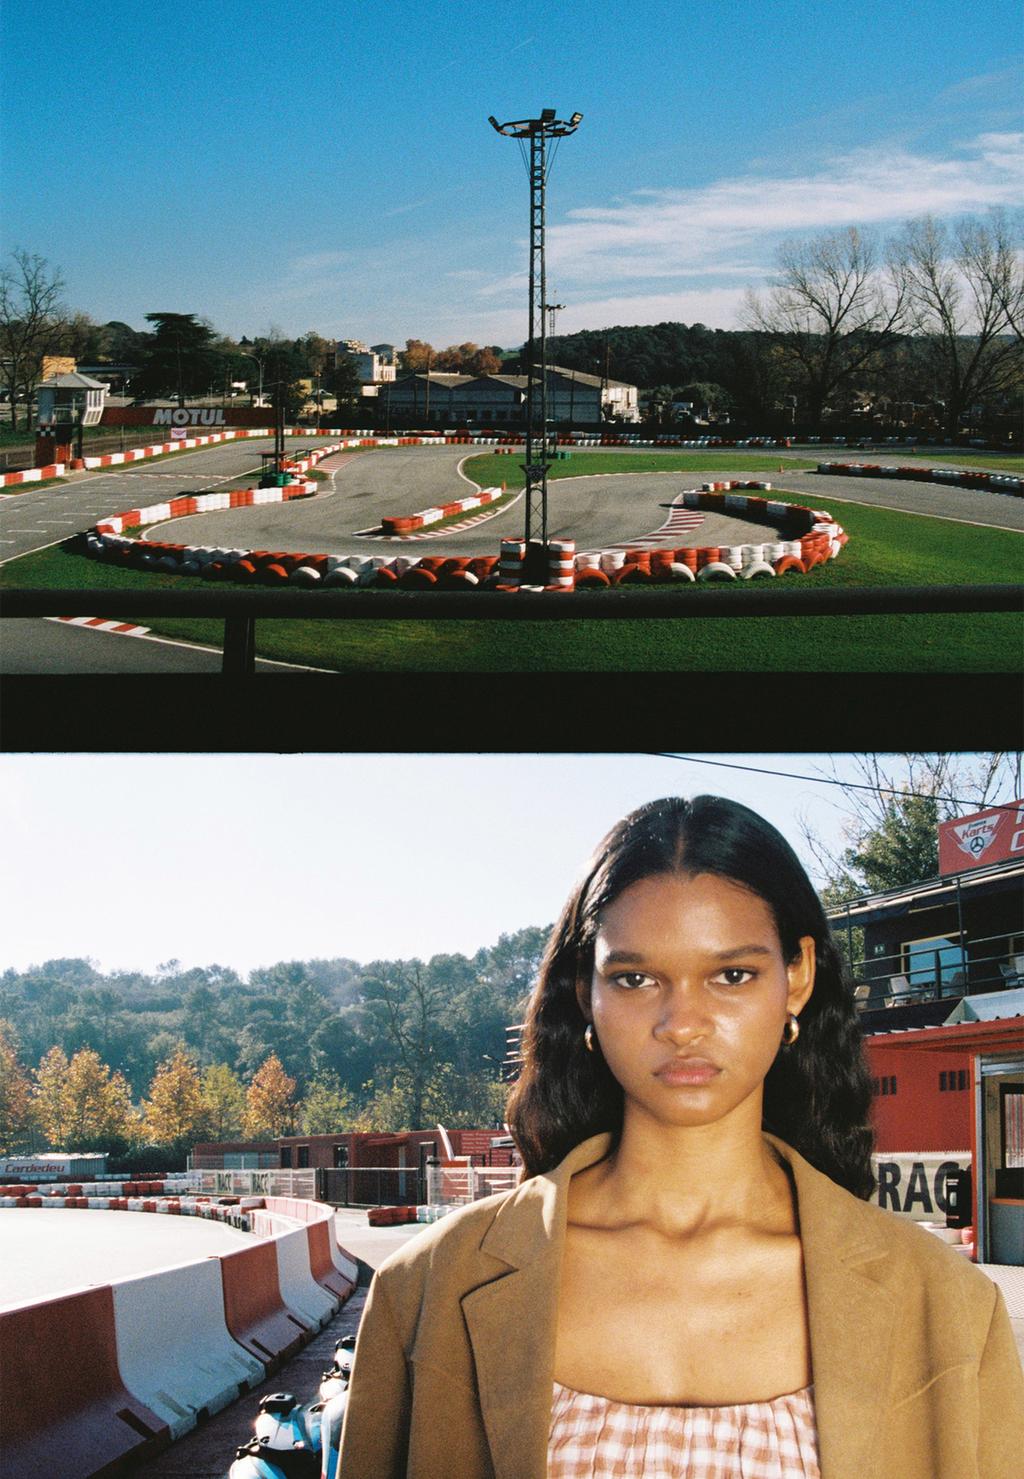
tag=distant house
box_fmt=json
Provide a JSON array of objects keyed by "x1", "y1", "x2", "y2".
[
  {"x1": 385, "y1": 365, "x2": 638, "y2": 427},
  {"x1": 336, "y1": 341, "x2": 397, "y2": 391}
]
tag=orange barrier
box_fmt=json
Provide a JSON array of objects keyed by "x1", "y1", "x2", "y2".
[
  {"x1": 306, "y1": 1220, "x2": 356, "y2": 1300},
  {"x1": 218, "y1": 1240, "x2": 312, "y2": 1369},
  {"x1": 0, "y1": 1285, "x2": 169, "y2": 1477}
]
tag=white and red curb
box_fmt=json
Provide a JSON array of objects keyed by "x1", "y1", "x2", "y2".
[{"x1": 47, "y1": 617, "x2": 150, "y2": 636}]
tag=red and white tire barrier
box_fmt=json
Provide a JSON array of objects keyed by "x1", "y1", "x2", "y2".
[
  {"x1": 817, "y1": 461, "x2": 1022, "y2": 496},
  {"x1": 547, "y1": 538, "x2": 576, "y2": 590},
  {"x1": 82, "y1": 479, "x2": 846, "y2": 593},
  {"x1": 498, "y1": 538, "x2": 526, "y2": 589},
  {"x1": 380, "y1": 486, "x2": 503, "y2": 535},
  {"x1": 0, "y1": 1193, "x2": 357, "y2": 1475},
  {"x1": 0, "y1": 1177, "x2": 193, "y2": 1199}
]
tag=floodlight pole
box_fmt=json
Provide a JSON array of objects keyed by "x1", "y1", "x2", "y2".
[{"x1": 489, "y1": 110, "x2": 582, "y2": 558}]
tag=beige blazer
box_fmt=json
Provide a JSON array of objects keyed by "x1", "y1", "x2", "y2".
[{"x1": 339, "y1": 1133, "x2": 1024, "y2": 1478}]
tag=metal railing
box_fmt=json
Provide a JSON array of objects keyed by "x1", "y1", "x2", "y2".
[
  {"x1": 2, "y1": 584, "x2": 1018, "y2": 676},
  {"x1": 847, "y1": 929, "x2": 1023, "y2": 1011},
  {"x1": 316, "y1": 1166, "x2": 426, "y2": 1207},
  {"x1": 425, "y1": 1162, "x2": 520, "y2": 1205},
  {"x1": 191, "y1": 1167, "x2": 317, "y2": 1199}
]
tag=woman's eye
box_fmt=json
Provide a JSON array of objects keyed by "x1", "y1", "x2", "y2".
[
  {"x1": 612, "y1": 972, "x2": 655, "y2": 990},
  {"x1": 715, "y1": 968, "x2": 755, "y2": 987}
]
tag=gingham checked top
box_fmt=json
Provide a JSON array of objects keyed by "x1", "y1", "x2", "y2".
[{"x1": 548, "y1": 1380, "x2": 820, "y2": 1478}]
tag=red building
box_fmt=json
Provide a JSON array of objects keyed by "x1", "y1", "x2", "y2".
[{"x1": 191, "y1": 1126, "x2": 518, "y2": 1207}]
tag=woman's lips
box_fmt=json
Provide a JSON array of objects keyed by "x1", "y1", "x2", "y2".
[{"x1": 654, "y1": 1057, "x2": 721, "y2": 1085}]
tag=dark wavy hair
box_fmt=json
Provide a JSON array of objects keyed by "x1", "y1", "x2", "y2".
[{"x1": 506, "y1": 795, "x2": 875, "y2": 1198}]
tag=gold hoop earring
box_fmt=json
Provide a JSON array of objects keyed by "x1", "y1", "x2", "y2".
[
  {"x1": 782, "y1": 1013, "x2": 800, "y2": 1046},
  {"x1": 584, "y1": 1024, "x2": 595, "y2": 1052}
]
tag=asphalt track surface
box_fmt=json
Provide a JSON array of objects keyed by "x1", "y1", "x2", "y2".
[
  {"x1": 3, "y1": 441, "x2": 1021, "y2": 568},
  {"x1": 0, "y1": 617, "x2": 327, "y2": 673},
  {"x1": 0, "y1": 1207, "x2": 252, "y2": 1306},
  {"x1": 138, "y1": 444, "x2": 1023, "y2": 555},
  {"x1": 0, "y1": 437, "x2": 276, "y2": 564}
]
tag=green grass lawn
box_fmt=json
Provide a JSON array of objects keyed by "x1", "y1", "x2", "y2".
[
  {"x1": 3, "y1": 492, "x2": 1019, "y2": 672},
  {"x1": 468, "y1": 452, "x2": 821, "y2": 487},
  {"x1": 466, "y1": 449, "x2": 1023, "y2": 487}
]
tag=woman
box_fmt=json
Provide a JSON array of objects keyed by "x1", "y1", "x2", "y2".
[{"x1": 339, "y1": 796, "x2": 1023, "y2": 1478}]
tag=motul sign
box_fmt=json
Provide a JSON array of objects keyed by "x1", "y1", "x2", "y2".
[
  {"x1": 938, "y1": 801, "x2": 1024, "y2": 875},
  {"x1": 153, "y1": 407, "x2": 226, "y2": 426}
]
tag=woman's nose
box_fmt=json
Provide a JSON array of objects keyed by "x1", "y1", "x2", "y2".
[{"x1": 652, "y1": 983, "x2": 711, "y2": 1044}]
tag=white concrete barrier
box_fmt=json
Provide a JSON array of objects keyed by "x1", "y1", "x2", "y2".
[{"x1": 111, "y1": 1258, "x2": 264, "y2": 1438}]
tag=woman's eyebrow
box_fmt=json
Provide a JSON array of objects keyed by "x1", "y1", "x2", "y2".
[
  {"x1": 597, "y1": 944, "x2": 776, "y2": 966},
  {"x1": 597, "y1": 949, "x2": 647, "y2": 965}
]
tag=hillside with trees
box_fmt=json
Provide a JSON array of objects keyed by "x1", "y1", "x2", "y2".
[{"x1": 0, "y1": 925, "x2": 548, "y2": 1160}]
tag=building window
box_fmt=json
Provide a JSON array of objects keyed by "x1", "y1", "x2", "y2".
[
  {"x1": 280, "y1": 1147, "x2": 292, "y2": 1168},
  {"x1": 297, "y1": 1145, "x2": 310, "y2": 1168},
  {"x1": 901, "y1": 934, "x2": 966, "y2": 994},
  {"x1": 872, "y1": 1075, "x2": 898, "y2": 1096},
  {"x1": 940, "y1": 1070, "x2": 968, "y2": 1091}
]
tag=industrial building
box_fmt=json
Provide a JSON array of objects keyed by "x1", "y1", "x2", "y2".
[{"x1": 385, "y1": 365, "x2": 639, "y2": 427}]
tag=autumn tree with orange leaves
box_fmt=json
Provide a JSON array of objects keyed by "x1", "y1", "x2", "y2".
[
  {"x1": 0, "y1": 1022, "x2": 34, "y2": 1154},
  {"x1": 34, "y1": 1046, "x2": 134, "y2": 1150},
  {"x1": 243, "y1": 1054, "x2": 297, "y2": 1139},
  {"x1": 140, "y1": 1046, "x2": 208, "y2": 1147}
]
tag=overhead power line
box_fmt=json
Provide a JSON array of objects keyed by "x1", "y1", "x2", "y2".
[{"x1": 647, "y1": 753, "x2": 1022, "y2": 813}]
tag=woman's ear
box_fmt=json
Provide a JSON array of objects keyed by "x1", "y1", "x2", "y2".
[
  {"x1": 575, "y1": 975, "x2": 592, "y2": 1023},
  {"x1": 786, "y1": 936, "x2": 816, "y2": 1017}
]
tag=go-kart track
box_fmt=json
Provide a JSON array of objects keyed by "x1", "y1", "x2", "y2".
[
  {"x1": 142, "y1": 444, "x2": 794, "y2": 556},
  {"x1": 132, "y1": 441, "x2": 1023, "y2": 563}
]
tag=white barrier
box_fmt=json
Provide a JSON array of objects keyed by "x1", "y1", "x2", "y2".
[{"x1": 111, "y1": 1258, "x2": 264, "y2": 1438}]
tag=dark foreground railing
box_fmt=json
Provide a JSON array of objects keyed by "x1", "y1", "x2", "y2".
[{"x1": 1, "y1": 583, "x2": 1019, "y2": 675}]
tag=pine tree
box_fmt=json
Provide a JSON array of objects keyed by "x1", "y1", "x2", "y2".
[{"x1": 243, "y1": 1055, "x2": 297, "y2": 1139}]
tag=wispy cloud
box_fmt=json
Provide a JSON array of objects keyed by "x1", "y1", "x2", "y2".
[
  {"x1": 542, "y1": 133, "x2": 1023, "y2": 288},
  {"x1": 289, "y1": 250, "x2": 350, "y2": 273},
  {"x1": 455, "y1": 132, "x2": 1023, "y2": 339}
]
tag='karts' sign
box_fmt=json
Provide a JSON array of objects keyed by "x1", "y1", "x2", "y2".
[{"x1": 938, "y1": 801, "x2": 1024, "y2": 875}]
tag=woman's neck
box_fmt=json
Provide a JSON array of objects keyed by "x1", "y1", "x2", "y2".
[{"x1": 574, "y1": 1103, "x2": 795, "y2": 1239}]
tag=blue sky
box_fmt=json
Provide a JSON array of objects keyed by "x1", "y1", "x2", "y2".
[
  {"x1": 1, "y1": 1, "x2": 1021, "y2": 348},
  {"x1": 0, "y1": 753, "x2": 1017, "y2": 976}
]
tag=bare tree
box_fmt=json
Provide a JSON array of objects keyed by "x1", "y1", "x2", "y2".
[
  {"x1": 799, "y1": 753, "x2": 1021, "y2": 904},
  {"x1": 896, "y1": 211, "x2": 1023, "y2": 440},
  {"x1": 744, "y1": 226, "x2": 907, "y2": 431},
  {"x1": 0, "y1": 250, "x2": 69, "y2": 431}
]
